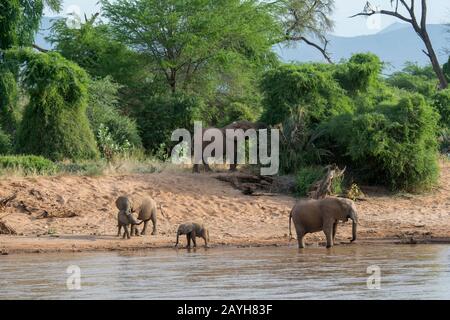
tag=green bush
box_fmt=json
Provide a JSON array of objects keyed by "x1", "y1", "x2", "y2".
[
  {"x1": 0, "y1": 128, "x2": 12, "y2": 154},
  {"x1": 325, "y1": 93, "x2": 439, "y2": 191},
  {"x1": 386, "y1": 64, "x2": 437, "y2": 98},
  {"x1": 87, "y1": 77, "x2": 142, "y2": 158},
  {"x1": 0, "y1": 155, "x2": 56, "y2": 175},
  {"x1": 138, "y1": 94, "x2": 204, "y2": 151},
  {"x1": 432, "y1": 89, "x2": 450, "y2": 128},
  {"x1": 334, "y1": 53, "x2": 382, "y2": 94},
  {"x1": 295, "y1": 166, "x2": 324, "y2": 197},
  {"x1": 260, "y1": 63, "x2": 354, "y2": 126},
  {"x1": 8, "y1": 49, "x2": 99, "y2": 161}
]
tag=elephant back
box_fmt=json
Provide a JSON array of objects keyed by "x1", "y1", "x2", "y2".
[
  {"x1": 116, "y1": 196, "x2": 132, "y2": 212},
  {"x1": 138, "y1": 197, "x2": 156, "y2": 221}
]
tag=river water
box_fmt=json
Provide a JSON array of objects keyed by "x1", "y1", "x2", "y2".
[{"x1": 0, "y1": 244, "x2": 449, "y2": 300}]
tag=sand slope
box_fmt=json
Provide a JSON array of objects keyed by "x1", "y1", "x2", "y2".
[{"x1": 1, "y1": 161, "x2": 449, "y2": 253}]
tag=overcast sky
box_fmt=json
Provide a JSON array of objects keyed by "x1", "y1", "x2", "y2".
[{"x1": 45, "y1": 0, "x2": 450, "y2": 37}]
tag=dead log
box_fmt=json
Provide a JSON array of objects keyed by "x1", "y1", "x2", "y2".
[
  {"x1": 0, "y1": 221, "x2": 16, "y2": 235},
  {"x1": 309, "y1": 165, "x2": 346, "y2": 199},
  {"x1": 0, "y1": 193, "x2": 17, "y2": 209}
]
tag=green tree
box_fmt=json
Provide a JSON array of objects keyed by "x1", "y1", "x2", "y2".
[
  {"x1": 10, "y1": 49, "x2": 98, "y2": 161},
  {"x1": 101, "y1": 0, "x2": 280, "y2": 95}
]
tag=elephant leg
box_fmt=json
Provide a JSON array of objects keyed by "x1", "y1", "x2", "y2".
[
  {"x1": 193, "y1": 164, "x2": 200, "y2": 173},
  {"x1": 297, "y1": 230, "x2": 306, "y2": 249},
  {"x1": 186, "y1": 233, "x2": 191, "y2": 248},
  {"x1": 204, "y1": 162, "x2": 212, "y2": 172},
  {"x1": 323, "y1": 222, "x2": 334, "y2": 248},
  {"x1": 117, "y1": 225, "x2": 122, "y2": 237},
  {"x1": 203, "y1": 236, "x2": 208, "y2": 248},
  {"x1": 134, "y1": 225, "x2": 140, "y2": 236},
  {"x1": 141, "y1": 220, "x2": 149, "y2": 235},
  {"x1": 191, "y1": 230, "x2": 197, "y2": 248},
  {"x1": 175, "y1": 233, "x2": 180, "y2": 247},
  {"x1": 332, "y1": 222, "x2": 338, "y2": 243},
  {"x1": 151, "y1": 216, "x2": 157, "y2": 235},
  {"x1": 123, "y1": 225, "x2": 130, "y2": 240}
]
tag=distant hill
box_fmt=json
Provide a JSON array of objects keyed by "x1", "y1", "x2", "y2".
[
  {"x1": 275, "y1": 23, "x2": 449, "y2": 72},
  {"x1": 36, "y1": 18, "x2": 448, "y2": 72}
]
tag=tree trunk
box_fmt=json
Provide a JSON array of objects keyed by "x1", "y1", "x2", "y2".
[{"x1": 420, "y1": 31, "x2": 448, "y2": 89}]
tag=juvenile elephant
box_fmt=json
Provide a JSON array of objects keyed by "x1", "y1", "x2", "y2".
[
  {"x1": 134, "y1": 197, "x2": 158, "y2": 236},
  {"x1": 175, "y1": 223, "x2": 209, "y2": 248},
  {"x1": 116, "y1": 196, "x2": 141, "y2": 239},
  {"x1": 289, "y1": 198, "x2": 358, "y2": 249}
]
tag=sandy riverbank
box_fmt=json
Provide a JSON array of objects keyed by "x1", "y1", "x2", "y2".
[{"x1": 1, "y1": 161, "x2": 449, "y2": 255}]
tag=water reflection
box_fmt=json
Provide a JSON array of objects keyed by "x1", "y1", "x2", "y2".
[{"x1": 0, "y1": 244, "x2": 449, "y2": 299}]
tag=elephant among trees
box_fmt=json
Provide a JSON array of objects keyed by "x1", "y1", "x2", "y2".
[
  {"x1": 192, "y1": 120, "x2": 267, "y2": 173},
  {"x1": 289, "y1": 198, "x2": 358, "y2": 248}
]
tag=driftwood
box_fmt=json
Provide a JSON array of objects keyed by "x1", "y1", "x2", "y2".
[
  {"x1": 308, "y1": 165, "x2": 346, "y2": 199},
  {"x1": 0, "y1": 193, "x2": 17, "y2": 210},
  {"x1": 216, "y1": 174, "x2": 275, "y2": 195}
]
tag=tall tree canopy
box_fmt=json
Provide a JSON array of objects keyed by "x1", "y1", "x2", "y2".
[{"x1": 101, "y1": 0, "x2": 281, "y2": 94}]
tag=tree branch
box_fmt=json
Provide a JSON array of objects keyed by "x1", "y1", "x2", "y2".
[
  {"x1": 32, "y1": 44, "x2": 49, "y2": 53},
  {"x1": 349, "y1": 9, "x2": 412, "y2": 24},
  {"x1": 288, "y1": 36, "x2": 333, "y2": 64}
]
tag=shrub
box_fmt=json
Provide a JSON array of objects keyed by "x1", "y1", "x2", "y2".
[
  {"x1": 334, "y1": 53, "x2": 382, "y2": 94},
  {"x1": 0, "y1": 155, "x2": 56, "y2": 175},
  {"x1": 9, "y1": 49, "x2": 99, "y2": 161},
  {"x1": 260, "y1": 63, "x2": 354, "y2": 126},
  {"x1": 295, "y1": 166, "x2": 324, "y2": 197},
  {"x1": 0, "y1": 128, "x2": 12, "y2": 154},
  {"x1": 431, "y1": 89, "x2": 450, "y2": 128},
  {"x1": 87, "y1": 77, "x2": 142, "y2": 158},
  {"x1": 325, "y1": 93, "x2": 439, "y2": 191}
]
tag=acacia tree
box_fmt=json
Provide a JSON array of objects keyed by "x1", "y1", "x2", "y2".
[
  {"x1": 351, "y1": 0, "x2": 448, "y2": 89},
  {"x1": 276, "y1": 0, "x2": 335, "y2": 63},
  {"x1": 101, "y1": 0, "x2": 280, "y2": 94}
]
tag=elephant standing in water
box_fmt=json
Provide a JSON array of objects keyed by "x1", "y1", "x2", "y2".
[{"x1": 289, "y1": 198, "x2": 358, "y2": 248}]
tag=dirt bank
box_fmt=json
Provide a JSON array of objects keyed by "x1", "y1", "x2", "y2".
[{"x1": 1, "y1": 162, "x2": 449, "y2": 254}]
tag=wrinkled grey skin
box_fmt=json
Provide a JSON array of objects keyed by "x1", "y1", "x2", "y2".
[
  {"x1": 175, "y1": 223, "x2": 209, "y2": 248},
  {"x1": 116, "y1": 196, "x2": 142, "y2": 239},
  {"x1": 289, "y1": 198, "x2": 358, "y2": 249},
  {"x1": 135, "y1": 197, "x2": 158, "y2": 235}
]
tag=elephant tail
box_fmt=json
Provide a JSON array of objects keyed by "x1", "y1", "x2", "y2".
[
  {"x1": 159, "y1": 203, "x2": 167, "y2": 219},
  {"x1": 289, "y1": 209, "x2": 293, "y2": 242}
]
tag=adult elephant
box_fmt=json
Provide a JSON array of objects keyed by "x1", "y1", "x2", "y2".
[
  {"x1": 192, "y1": 120, "x2": 267, "y2": 173},
  {"x1": 289, "y1": 198, "x2": 358, "y2": 248}
]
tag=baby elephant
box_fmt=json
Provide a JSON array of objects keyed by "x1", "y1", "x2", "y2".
[
  {"x1": 116, "y1": 196, "x2": 142, "y2": 239},
  {"x1": 175, "y1": 223, "x2": 209, "y2": 248}
]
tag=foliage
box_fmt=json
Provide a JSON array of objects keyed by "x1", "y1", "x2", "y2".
[
  {"x1": 0, "y1": 155, "x2": 56, "y2": 175},
  {"x1": 101, "y1": 0, "x2": 280, "y2": 94},
  {"x1": 334, "y1": 53, "x2": 382, "y2": 94},
  {"x1": 324, "y1": 93, "x2": 439, "y2": 191},
  {"x1": 0, "y1": 69, "x2": 20, "y2": 133},
  {"x1": 137, "y1": 94, "x2": 203, "y2": 151},
  {"x1": 260, "y1": 63, "x2": 354, "y2": 126},
  {"x1": 387, "y1": 63, "x2": 437, "y2": 98},
  {"x1": 8, "y1": 49, "x2": 99, "y2": 161},
  {"x1": 0, "y1": 0, "x2": 61, "y2": 49},
  {"x1": 0, "y1": 127, "x2": 11, "y2": 154},
  {"x1": 443, "y1": 56, "x2": 450, "y2": 83},
  {"x1": 295, "y1": 166, "x2": 324, "y2": 197},
  {"x1": 87, "y1": 77, "x2": 142, "y2": 157},
  {"x1": 431, "y1": 89, "x2": 450, "y2": 128},
  {"x1": 347, "y1": 183, "x2": 364, "y2": 201},
  {"x1": 279, "y1": 112, "x2": 331, "y2": 173}
]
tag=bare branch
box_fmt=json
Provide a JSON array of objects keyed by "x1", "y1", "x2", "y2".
[
  {"x1": 350, "y1": 9, "x2": 412, "y2": 23},
  {"x1": 288, "y1": 36, "x2": 333, "y2": 64},
  {"x1": 32, "y1": 44, "x2": 49, "y2": 53}
]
